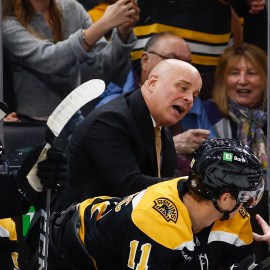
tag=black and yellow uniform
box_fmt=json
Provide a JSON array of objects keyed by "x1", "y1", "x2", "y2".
[
  {"x1": 0, "y1": 218, "x2": 19, "y2": 270},
  {"x1": 83, "y1": 0, "x2": 243, "y2": 74},
  {"x1": 132, "y1": 0, "x2": 244, "y2": 74},
  {"x1": 50, "y1": 178, "x2": 253, "y2": 270}
]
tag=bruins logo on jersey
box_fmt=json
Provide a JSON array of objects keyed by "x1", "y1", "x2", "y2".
[
  {"x1": 153, "y1": 197, "x2": 178, "y2": 223},
  {"x1": 239, "y1": 207, "x2": 250, "y2": 219}
]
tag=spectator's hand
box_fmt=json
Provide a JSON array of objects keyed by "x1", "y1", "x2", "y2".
[
  {"x1": 4, "y1": 112, "x2": 21, "y2": 122},
  {"x1": 247, "y1": 0, "x2": 265, "y2": 14},
  {"x1": 117, "y1": 0, "x2": 140, "y2": 38},
  {"x1": 173, "y1": 129, "x2": 210, "y2": 154},
  {"x1": 253, "y1": 214, "x2": 270, "y2": 246},
  {"x1": 228, "y1": 254, "x2": 257, "y2": 269},
  {"x1": 102, "y1": 0, "x2": 139, "y2": 29}
]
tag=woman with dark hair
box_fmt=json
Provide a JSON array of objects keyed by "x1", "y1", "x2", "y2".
[
  {"x1": 2, "y1": 0, "x2": 139, "y2": 132},
  {"x1": 204, "y1": 43, "x2": 267, "y2": 169}
]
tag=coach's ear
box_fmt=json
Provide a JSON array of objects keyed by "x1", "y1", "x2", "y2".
[{"x1": 228, "y1": 254, "x2": 257, "y2": 270}]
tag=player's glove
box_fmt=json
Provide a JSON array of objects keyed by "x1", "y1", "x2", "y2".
[
  {"x1": 229, "y1": 254, "x2": 257, "y2": 270},
  {"x1": 15, "y1": 144, "x2": 69, "y2": 206},
  {"x1": 36, "y1": 147, "x2": 69, "y2": 191}
]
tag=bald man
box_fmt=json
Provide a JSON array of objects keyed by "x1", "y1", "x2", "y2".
[
  {"x1": 96, "y1": 32, "x2": 214, "y2": 171},
  {"x1": 52, "y1": 59, "x2": 202, "y2": 212}
]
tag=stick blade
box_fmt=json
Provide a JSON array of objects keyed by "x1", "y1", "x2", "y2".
[{"x1": 47, "y1": 79, "x2": 105, "y2": 137}]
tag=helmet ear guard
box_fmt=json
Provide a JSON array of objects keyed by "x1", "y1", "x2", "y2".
[{"x1": 188, "y1": 138, "x2": 264, "y2": 212}]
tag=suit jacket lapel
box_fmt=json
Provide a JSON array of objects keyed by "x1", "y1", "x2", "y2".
[{"x1": 127, "y1": 90, "x2": 157, "y2": 174}]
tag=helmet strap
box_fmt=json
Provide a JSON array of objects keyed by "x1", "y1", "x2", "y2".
[{"x1": 212, "y1": 198, "x2": 241, "y2": 221}]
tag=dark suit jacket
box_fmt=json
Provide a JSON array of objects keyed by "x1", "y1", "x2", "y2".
[{"x1": 53, "y1": 90, "x2": 176, "y2": 211}]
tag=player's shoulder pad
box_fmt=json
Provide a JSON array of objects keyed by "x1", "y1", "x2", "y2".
[
  {"x1": 210, "y1": 207, "x2": 252, "y2": 246},
  {"x1": 131, "y1": 177, "x2": 195, "y2": 251}
]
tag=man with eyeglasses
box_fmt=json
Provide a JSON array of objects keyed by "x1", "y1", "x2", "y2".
[{"x1": 49, "y1": 138, "x2": 265, "y2": 270}]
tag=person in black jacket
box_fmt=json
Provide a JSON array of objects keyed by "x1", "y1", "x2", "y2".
[{"x1": 52, "y1": 59, "x2": 202, "y2": 212}]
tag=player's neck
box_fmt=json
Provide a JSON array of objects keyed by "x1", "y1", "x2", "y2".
[{"x1": 183, "y1": 194, "x2": 221, "y2": 234}]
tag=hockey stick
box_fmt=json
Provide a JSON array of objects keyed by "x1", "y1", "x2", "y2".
[
  {"x1": 0, "y1": 101, "x2": 8, "y2": 120},
  {"x1": 27, "y1": 79, "x2": 105, "y2": 270},
  {"x1": 0, "y1": 101, "x2": 8, "y2": 164}
]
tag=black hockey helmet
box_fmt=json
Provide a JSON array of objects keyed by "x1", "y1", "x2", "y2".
[{"x1": 188, "y1": 138, "x2": 264, "y2": 211}]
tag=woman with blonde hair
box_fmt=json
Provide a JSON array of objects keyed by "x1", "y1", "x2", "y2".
[
  {"x1": 2, "y1": 0, "x2": 139, "y2": 132},
  {"x1": 204, "y1": 43, "x2": 267, "y2": 169}
]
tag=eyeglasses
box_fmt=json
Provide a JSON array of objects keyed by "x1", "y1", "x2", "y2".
[
  {"x1": 147, "y1": 51, "x2": 171, "y2": 60},
  {"x1": 147, "y1": 51, "x2": 191, "y2": 63}
]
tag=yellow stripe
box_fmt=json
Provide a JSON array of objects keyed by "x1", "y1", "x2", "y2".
[
  {"x1": 191, "y1": 54, "x2": 219, "y2": 66},
  {"x1": 88, "y1": 3, "x2": 108, "y2": 23},
  {"x1": 131, "y1": 50, "x2": 144, "y2": 61},
  {"x1": 134, "y1": 24, "x2": 231, "y2": 44},
  {"x1": 78, "y1": 196, "x2": 112, "y2": 244}
]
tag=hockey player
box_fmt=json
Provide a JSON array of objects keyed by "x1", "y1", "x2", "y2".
[
  {"x1": 49, "y1": 138, "x2": 264, "y2": 270},
  {"x1": 0, "y1": 143, "x2": 69, "y2": 269},
  {"x1": 0, "y1": 114, "x2": 69, "y2": 269}
]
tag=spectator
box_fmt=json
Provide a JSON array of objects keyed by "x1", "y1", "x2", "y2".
[
  {"x1": 240, "y1": 3, "x2": 267, "y2": 52},
  {"x1": 2, "y1": 0, "x2": 139, "y2": 135},
  {"x1": 52, "y1": 59, "x2": 202, "y2": 211},
  {"x1": 203, "y1": 43, "x2": 267, "y2": 170},
  {"x1": 130, "y1": 0, "x2": 266, "y2": 100},
  {"x1": 49, "y1": 138, "x2": 264, "y2": 270},
  {"x1": 83, "y1": 1, "x2": 266, "y2": 100}
]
